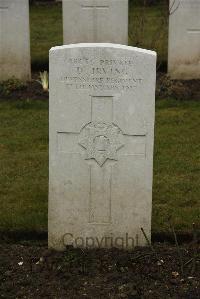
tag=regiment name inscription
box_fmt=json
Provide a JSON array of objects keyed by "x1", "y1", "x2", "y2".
[{"x1": 61, "y1": 56, "x2": 143, "y2": 91}]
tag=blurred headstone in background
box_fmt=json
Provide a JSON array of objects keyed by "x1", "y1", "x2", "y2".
[
  {"x1": 0, "y1": 0, "x2": 31, "y2": 81},
  {"x1": 168, "y1": 0, "x2": 200, "y2": 79},
  {"x1": 62, "y1": 0, "x2": 128, "y2": 44}
]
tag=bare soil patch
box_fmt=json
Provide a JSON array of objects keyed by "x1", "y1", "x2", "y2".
[{"x1": 0, "y1": 242, "x2": 199, "y2": 298}]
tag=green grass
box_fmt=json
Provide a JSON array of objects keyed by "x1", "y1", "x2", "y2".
[
  {"x1": 0, "y1": 99, "x2": 199, "y2": 233},
  {"x1": 153, "y1": 100, "x2": 200, "y2": 232},
  {"x1": 30, "y1": 3, "x2": 62, "y2": 68},
  {"x1": 129, "y1": 3, "x2": 168, "y2": 65},
  {"x1": 0, "y1": 100, "x2": 48, "y2": 232},
  {"x1": 30, "y1": 2, "x2": 168, "y2": 68}
]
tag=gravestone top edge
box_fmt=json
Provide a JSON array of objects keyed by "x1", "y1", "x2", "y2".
[{"x1": 50, "y1": 43, "x2": 157, "y2": 57}]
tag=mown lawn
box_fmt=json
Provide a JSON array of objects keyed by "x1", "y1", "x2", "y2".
[
  {"x1": 0, "y1": 100, "x2": 48, "y2": 232},
  {"x1": 30, "y1": 3, "x2": 62, "y2": 68},
  {"x1": 30, "y1": 2, "x2": 168, "y2": 68},
  {"x1": 0, "y1": 99, "x2": 199, "y2": 233},
  {"x1": 129, "y1": 2, "x2": 168, "y2": 65}
]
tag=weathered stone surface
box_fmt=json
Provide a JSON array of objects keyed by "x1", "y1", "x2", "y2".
[
  {"x1": 49, "y1": 43, "x2": 156, "y2": 250},
  {"x1": 62, "y1": 0, "x2": 128, "y2": 44},
  {"x1": 168, "y1": 0, "x2": 200, "y2": 79},
  {"x1": 0, "y1": 0, "x2": 31, "y2": 80}
]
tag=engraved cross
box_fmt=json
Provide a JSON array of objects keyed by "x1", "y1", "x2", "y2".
[
  {"x1": 0, "y1": 0, "x2": 10, "y2": 11},
  {"x1": 187, "y1": 29, "x2": 200, "y2": 34},
  {"x1": 81, "y1": 2, "x2": 109, "y2": 40},
  {"x1": 57, "y1": 96, "x2": 147, "y2": 225}
]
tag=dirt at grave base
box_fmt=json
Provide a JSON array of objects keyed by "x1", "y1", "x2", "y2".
[{"x1": 0, "y1": 241, "x2": 199, "y2": 299}]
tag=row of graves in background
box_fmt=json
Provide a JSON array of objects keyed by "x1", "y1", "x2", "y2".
[{"x1": 0, "y1": 0, "x2": 200, "y2": 81}]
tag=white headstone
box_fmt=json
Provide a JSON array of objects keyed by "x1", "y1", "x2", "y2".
[
  {"x1": 49, "y1": 43, "x2": 156, "y2": 251},
  {"x1": 0, "y1": 0, "x2": 31, "y2": 81},
  {"x1": 63, "y1": 0, "x2": 128, "y2": 44},
  {"x1": 168, "y1": 0, "x2": 200, "y2": 79}
]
